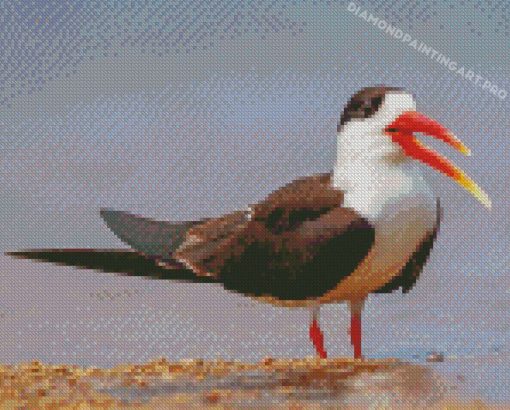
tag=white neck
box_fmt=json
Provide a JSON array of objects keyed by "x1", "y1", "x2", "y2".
[{"x1": 333, "y1": 126, "x2": 433, "y2": 222}]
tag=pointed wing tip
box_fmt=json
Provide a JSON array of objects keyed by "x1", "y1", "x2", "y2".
[
  {"x1": 99, "y1": 208, "x2": 123, "y2": 217},
  {"x1": 4, "y1": 249, "x2": 46, "y2": 257},
  {"x1": 99, "y1": 208, "x2": 134, "y2": 227}
]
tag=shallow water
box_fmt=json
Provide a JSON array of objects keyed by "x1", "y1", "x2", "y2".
[
  {"x1": 0, "y1": 253, "x2": 508, "y2": 403},
  {"x1": 99, "y1": 360, "x2": 447, "y2": 407}
]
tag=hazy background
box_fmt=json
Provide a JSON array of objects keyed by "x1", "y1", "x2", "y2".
[{"x1": 0, "y1": 0, "x2": 509, "y2": 402}]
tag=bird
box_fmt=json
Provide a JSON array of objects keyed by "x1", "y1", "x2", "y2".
[{"x1": 99, "y1": 86, "x2": 491, "y2": 360}]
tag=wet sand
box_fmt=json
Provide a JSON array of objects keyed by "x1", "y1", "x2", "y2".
[{"x1": 0, "y1": 357, "x2": 495, "y2": 409}]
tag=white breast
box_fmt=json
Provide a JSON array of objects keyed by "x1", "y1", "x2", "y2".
[
  {"x1": 363, "y1": 172, "x2": 437, "y2": 294},
  {"x1": 326, "y1": 147, "x2": 438, "y2": 302}
]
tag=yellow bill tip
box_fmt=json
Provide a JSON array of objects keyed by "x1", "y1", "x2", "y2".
[
  {"x1": 458, "y1": 174, "x2": 491, "y2": 209},
  {"x1": 477, "y1": 191, "x2": 492, "y2": 209},
  {"x1": 459, "y1": 145, "x2": 471, "y2": 156}
]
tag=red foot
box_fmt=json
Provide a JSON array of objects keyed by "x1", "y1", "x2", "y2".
[
  {"x1": 309, "y1": 319, "x2": 327, "y2": 359},
  {"x1": 350, "y1": 312, "x2": 362, "y2": 359}
]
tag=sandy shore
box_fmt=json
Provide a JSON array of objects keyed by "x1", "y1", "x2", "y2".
[{"x1": 0, "y1": 357, "x2": 497, "y2": 409}]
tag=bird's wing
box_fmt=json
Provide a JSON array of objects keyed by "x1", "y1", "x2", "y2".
[
  {"x1": 6, "y1": 249, "x2": 216, "y2": 283},
  {"x1": 99, "y1": 209, "x2": 200, "y2": 259},
  {"x1": 172, "y1": 209, "x2": 251, "y2": 274},
  {"x1": 175, "y1": 173, "x2": 375, "y2": 301}
]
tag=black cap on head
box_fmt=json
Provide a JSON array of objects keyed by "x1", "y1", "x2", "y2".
[{"x1": 338, "y1": 86, "x2": 404, "y2": 132}]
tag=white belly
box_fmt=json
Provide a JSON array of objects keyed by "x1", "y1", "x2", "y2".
[
  {"x1": 323, "y1": 161, "x2": 438, "y2": 302},
  {"x1": 323, "y1": 199, "x2": 437, "y2": 303}
]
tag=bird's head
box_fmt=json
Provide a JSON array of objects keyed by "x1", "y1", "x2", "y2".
[{"x1": 337, "y1": 86, "x2": 491, "y2": 209}]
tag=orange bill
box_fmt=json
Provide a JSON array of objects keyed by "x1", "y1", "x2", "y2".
[{"x1": 386, "y1": 111, "x2": 491, "y2": 209}]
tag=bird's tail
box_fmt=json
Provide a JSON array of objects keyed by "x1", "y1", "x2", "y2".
[{"x1": 99, "y1": 208, "x2": 199, "y2": 261}]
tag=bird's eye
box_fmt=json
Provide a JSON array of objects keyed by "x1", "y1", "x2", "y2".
[
  {"x1": 350, "y1": 101, "x2": 362, "y2": 110},
  {"x1": 385, "y1": 127, "x2": 398, "y2": 133},
  {"x1": 371, "y1": 96, "x2": 382, "y2": 108}
]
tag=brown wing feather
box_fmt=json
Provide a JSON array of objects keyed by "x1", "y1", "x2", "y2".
[
  {"x1": 175, "y1": 210, "x2": 250, "y2": 276},
  {"x1": 251, "y1": 173, "x2": 343, "y2": 234},
  {"x1": 174, "y1": 173, "x2": 334, "y2": 276},
  {"x1": 175, "y1": 173, "x2": 375, "y2": 301}
]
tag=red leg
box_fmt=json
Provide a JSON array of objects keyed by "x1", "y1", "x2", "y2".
[
  {"x1": 350, "y1": 311, "x2": 362, "y2": 359},
  {"x1": 309, "y1": 319, "x2": 327, "y2": 359}
]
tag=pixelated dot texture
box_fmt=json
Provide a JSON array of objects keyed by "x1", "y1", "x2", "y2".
[
  {"x1": 3, "y1": 0, "x2": 508, "y2": 108},
  {"x1": 0, "y1": 0, "x2": 509, "y2": 406}
]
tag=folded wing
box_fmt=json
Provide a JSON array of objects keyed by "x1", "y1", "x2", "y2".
[{"x1": 175, "y1": 173, "x2": 376, "y2": 301}]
